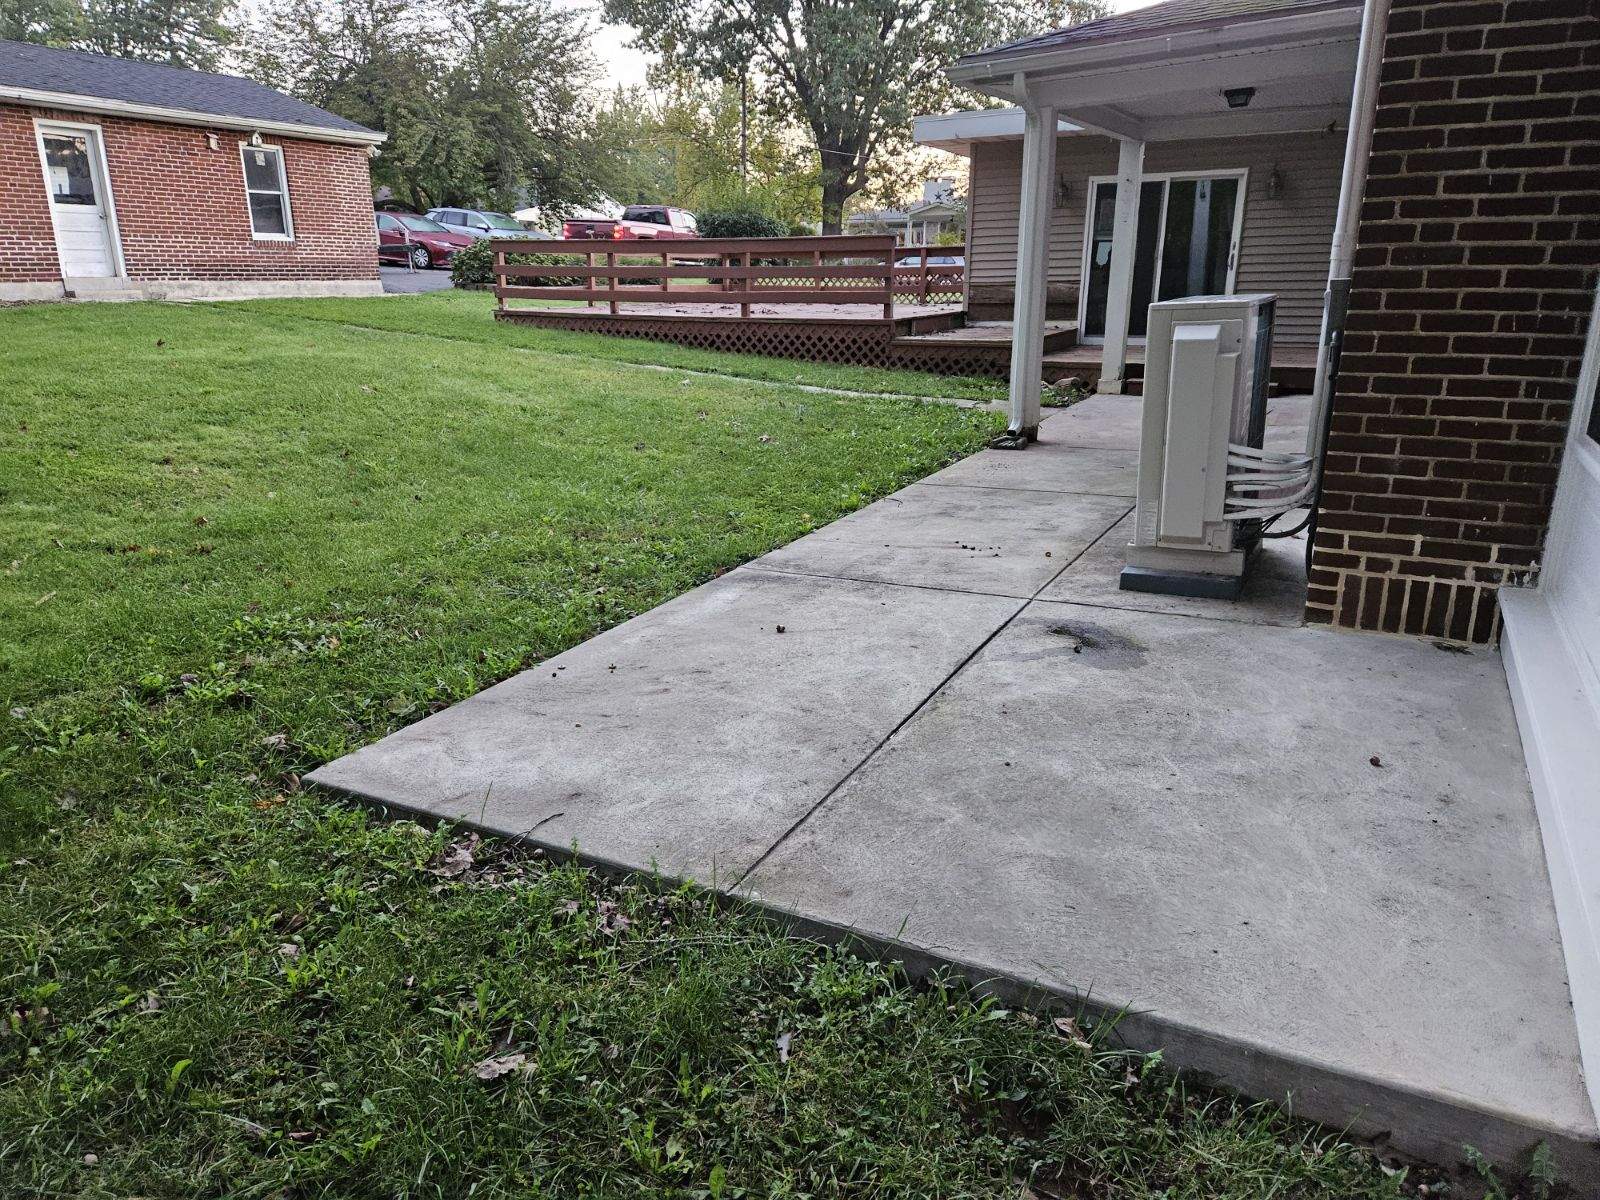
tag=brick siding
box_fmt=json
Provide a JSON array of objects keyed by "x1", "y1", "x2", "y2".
[
  {"x1": 1306, "y1": 0, "x2": 1600, "y2": 643},
  {"x1": 0, "y1": 102, "x2": 379, "y2": 285}
]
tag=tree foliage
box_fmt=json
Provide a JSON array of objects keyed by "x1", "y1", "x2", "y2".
[
  {"x1": 1, "y1": 0, "x2": 233, "y2": 68},
  {"x1": 243, "y1": 0, "x2": 605, "y2": 214},
  {"x1": 601, "y1": 0, "x2": 1105, "y2": 232},
  {"x1": 589, "y1": 77, "x2": 819, "y2": 228}
]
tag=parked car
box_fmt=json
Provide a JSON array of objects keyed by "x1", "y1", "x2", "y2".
[
  {"x1": 375, "y1": 211, "x2": 475, "y2": 269},
  {"x1": 562, "y1": 205, "x2": 698, "y2": 241},
  {"x1": 426, "y1": 208, "x2": 539, "y2": 240},
  {"x1": 895, "y1": 253, "x2": 965, "y2": 268}
]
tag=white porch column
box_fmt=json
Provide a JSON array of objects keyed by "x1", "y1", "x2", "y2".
[
  {"x1": 1097, "y1": 136, "x2": 1146, "y2": 395},
  {"x1": 1005, "y1": 101, "x2": 1059, "y2": 441}
]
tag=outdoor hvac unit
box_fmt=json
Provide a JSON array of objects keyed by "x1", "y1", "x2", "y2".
[{"x1": 1120, "y1": 294, "x2": 1315, "y2": 599}]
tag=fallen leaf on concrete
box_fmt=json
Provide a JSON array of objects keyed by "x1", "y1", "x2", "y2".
[{"x1": 1369, "y1": 755, "x2": 1383, "y2": 768}]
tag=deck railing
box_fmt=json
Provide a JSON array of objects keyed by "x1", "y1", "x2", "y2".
[{"x1": 492, "y1": 235, "x2": 964, "y2": 318}]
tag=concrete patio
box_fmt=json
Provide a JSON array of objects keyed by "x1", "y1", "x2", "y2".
[{"x1": 309, "y1": 394, "x2": 1598, "y2": 1177}]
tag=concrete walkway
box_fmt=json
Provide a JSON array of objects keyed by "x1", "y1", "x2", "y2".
[{"x1": 310, "y1": 394, "x2": 1597, "y2": 1177}]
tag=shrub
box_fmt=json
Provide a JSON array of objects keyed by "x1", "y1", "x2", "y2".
[
  {"x1": 450, "y1": 240, "x2": 585, "y2": 290},
  {"x1": 695, "y1": 208, "x2": 788, "y2": 239}
]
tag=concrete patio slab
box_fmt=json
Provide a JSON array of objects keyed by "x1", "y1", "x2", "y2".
[
  {"x1": 1038, "y1": 512, "x2": 1310, "y2": 627},
  {"x1": 741, "y1": 603, "x2": 1597, "y2": 1172},
  {"x1": 309, "y1": 567, "x2": 1020, "y2": 882},
  {"x1": 1044, "y1": 395, "x2": 1144, "y2": 449},
  {"x1": 920, "y1": 440, "x2": 1139, "y2": 497},
  {"x1": 310, "y1": 390, "x2": 1597, "y2": 1178},
  {"x1": 749, "y1": 482, "x2": 1130, "y2": 598}
]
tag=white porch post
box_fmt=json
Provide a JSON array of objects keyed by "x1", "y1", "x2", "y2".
[
  {"x1": 1005, "y1": 100, "x2": 1059, "y2": 441},
  {"x1": 1097, "y1": 136, "x2": 1146, "y2": 395}
]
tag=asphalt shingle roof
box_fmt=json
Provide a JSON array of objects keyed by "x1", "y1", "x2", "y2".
[
  {"x1": 962, "y1": 0, "x2": 1359, "y2": 64},
  {"x1": 0, "y1": 39, "x2": 378, "y2": 137}
]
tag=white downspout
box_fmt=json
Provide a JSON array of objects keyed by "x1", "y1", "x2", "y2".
[{"x1": 1306, "y1": 0, "x2": 1393, "y2": 459}]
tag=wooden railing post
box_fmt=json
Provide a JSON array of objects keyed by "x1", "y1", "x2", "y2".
[
  {"x1": 607, "y1": 249, "x2": 618, "y2": 315},
  {"x1": 661, "y1": 248, "x2": 670, "y2": 295},
  {"x1": 740, "y1": 249, "x2": 752, "y2": 319},
  {"x1": 494, "y1": 244, "x2": 506, "y2": 311},
  {"x1": 919, "y1": 245, "x2": 930, "y2": 303},
  {"x1": 883, "y1": 244, "x2": 894, "y2": 320}
]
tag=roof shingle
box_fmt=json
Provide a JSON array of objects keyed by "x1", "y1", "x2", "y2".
[{"x1": 0, "y1": 39, "x2": 378, "y2": 137}]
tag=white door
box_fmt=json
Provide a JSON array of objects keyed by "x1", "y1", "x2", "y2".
[
  {"x1": 37, "y1": 124, "x2": 120, "y2": 279},
  {"x1": 1541, "y1": 279, "x2": 1600, "y2": 694}
]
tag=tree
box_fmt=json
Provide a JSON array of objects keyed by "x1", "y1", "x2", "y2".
[
  {"x1": 244, "y1": 0, "x2": 605, "y2": 214},
  {"x1": 1, "y1": 0, "x2": 235, "y2": 68},
  {"x1": 602, "y1": 0, "x2": 1104, "y2": 232}
]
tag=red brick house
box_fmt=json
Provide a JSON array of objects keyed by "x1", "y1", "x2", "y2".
[{"x1": 0, "y1": 40, "x2": 384, "y2": 301}]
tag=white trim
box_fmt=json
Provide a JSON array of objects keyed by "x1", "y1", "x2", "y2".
[
  {"x1": 1077, "y1": 166, "x2": 1250, "y2": 345},
  {"x1": 239, "y1": 140, "x2": 294, "y2": 242},
  {"x1": 32, "y1": 117, "x2": 126, "y2": 280},
  {"x1": 0, "y1": 83, "x2": 386, "y2": 146},
  {"x1": 950, "y1": 6, "x2": 1362, "y2": 85}
]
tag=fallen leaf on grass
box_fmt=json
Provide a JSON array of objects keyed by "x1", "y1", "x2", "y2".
[
  {"x1": 776, "y1": 1031, "x2": 793, "y2": 1063},
  {"x1": 427, "y1": 835, "x2": 479, "y2": 879},
  {"x1": 471, "y1": 1052, "x2": 529, "y2": 1081},
  {"x1": 1052, "y1": 1016, "x2": 1092, "y2": 1051}
]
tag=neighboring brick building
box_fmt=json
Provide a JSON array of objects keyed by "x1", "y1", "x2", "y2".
[
  {"x1": 0, "y1": 40, "x2": 383, "y2": 301},
  {"x1": 1306, "y1": 0, "x2": 1600, "y2": 642}
]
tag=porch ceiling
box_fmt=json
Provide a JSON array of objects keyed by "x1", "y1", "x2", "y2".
[{"x1": 943, "y1": 2, "x2": 1360, "y2": 145}]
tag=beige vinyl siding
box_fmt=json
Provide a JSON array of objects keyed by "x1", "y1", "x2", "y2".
[{"x1": 966, "y1": 128, "x2": 1344, "y2": 344}]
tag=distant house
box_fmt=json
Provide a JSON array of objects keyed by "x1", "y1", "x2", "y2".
[
  {"x1": 0, "y1": 40, "x2": 385, "y2": 302},
  {"x1": 845, "y1": 179, "x2": 964, "y2": 245}
]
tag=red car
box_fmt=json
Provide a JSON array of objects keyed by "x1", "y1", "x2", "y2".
[
  {"x1": 375, "y1": 211, "x2": 475, "y2": 269},
  {"x1": 562, "y1": 205, "x2": 698, "y2": 241}
]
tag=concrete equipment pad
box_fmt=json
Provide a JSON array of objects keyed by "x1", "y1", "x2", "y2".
[
  {"x1": 749, "y1": 483, "x2": 1130, "y2": 598},
  {"x1": 309, "y1": 568, "x2": 1020, "y2": 882},
  {"x1": 1038, "y1": 512, "x2": 1311, "y2": 627},
  {"x1": 741, "y1": 603, "x2": 1597, "y2": 1171}
]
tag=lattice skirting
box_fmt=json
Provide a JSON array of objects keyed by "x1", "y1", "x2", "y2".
[{"x1": 497, "y1": 310, "x2": 1011, "y2": 379}]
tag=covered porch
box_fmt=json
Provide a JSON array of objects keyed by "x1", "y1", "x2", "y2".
[{"x1": 937, "y1": 0, "x2": 1365, "y2": 434}]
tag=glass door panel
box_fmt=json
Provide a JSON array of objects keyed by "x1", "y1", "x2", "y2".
[{"x1": 1081, "y1": 173, "x2": 1242, "y2": 340}]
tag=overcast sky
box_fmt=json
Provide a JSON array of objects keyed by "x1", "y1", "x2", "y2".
[{"x1": 587, "y1": 0, "x2": 1162, "y2": 90}]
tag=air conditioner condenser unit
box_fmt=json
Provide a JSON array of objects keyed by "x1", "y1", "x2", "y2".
[{"x1": 1120, "y1": 294, "x2": 1314, "y2": 599}]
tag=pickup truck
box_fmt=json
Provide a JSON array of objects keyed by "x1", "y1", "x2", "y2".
[{"x1": 562, "y1": 205, "x2": 699, "y2": 241}]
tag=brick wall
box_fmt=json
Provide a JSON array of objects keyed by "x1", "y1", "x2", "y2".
[
  {"x1": 0, "y1": 102, "x2": 379, "y2": 285},
  {"x1": 1306, "y1": 0, "x2": 1600, "y2": 643}
]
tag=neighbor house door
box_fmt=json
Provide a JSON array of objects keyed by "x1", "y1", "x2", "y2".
[
  {"x1": 36, "y1": 122, "x2": 121, "y2": 279},
  {"x1": 1081, "y1": 171, "x2": 1245, "y2": 340}
]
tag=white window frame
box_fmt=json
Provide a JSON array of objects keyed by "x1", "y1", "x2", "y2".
[
  {"x1": 1076, "y1": 166, "x2": 1250, "y2": 345},
  {"x1": 239, "y1": 141, "x2": 294, "y2": 242},
  {"x1": 33, "y1": 117, "x2": 126, "y2": 278}
]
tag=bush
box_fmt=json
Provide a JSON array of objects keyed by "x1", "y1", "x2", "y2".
[
  {"x1": 695, "y1": 208, "x2": 788, "y2": 239},
  {"x1": 450, "y1": 239, "x2": 585, "y2": 290}
]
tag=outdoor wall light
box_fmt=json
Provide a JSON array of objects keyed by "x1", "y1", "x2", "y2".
[
  {"x1": 205, "y1": 132, "x2": 219, "y2": 151},
  {"x1": 1054, "y1": 172, "x2": 1071, "y2": 207},
  {"x1": 1222, "y1": 86, "x2": 1257, "y2": 109},
  {"x1": 1267, "y1": 165, "x2": 1284, "y2": 199}
]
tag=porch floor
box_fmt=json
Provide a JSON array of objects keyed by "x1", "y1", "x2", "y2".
[
  {"x1": 309, "y1": 394, "x2": 1597, "y2": 1177},
  {"x1": 510, "y1": 300, "x2": 963, "y2": 323}
]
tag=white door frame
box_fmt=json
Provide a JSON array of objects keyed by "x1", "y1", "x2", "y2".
[
  {"x1": 33, "y1": 118, "x2": 126, "y2": 280},
  {"x1": 1077, "y1": 166, "x2": 1250, "y2": 345}
]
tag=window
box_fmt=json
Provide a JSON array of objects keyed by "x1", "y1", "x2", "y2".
[
  {"x1": 399, "y1": 214, "x2": 448, "y2": 232},
  {"x1": 482, "y1": 212, "x2": 523, "y2": 231},
  {"x1": 376, "y1": 213, "x2": 400, "y2": 231},
  {"x1": 240, "y1": 144, "x2": 292, "y2": 239}
]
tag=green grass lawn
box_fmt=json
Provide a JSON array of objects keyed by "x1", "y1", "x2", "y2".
[
  {"x1": 0, "y1": 296, "x2": 1419, "y2": 1198},
  {"x1": 236, "y1": 288, "x2": 1012, "y2": 402}
]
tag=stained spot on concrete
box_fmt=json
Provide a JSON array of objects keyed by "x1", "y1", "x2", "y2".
[{"x1": 1041, "y1": 621, "x2": 1148, "y2": 669}]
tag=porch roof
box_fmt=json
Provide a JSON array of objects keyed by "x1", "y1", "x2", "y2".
[{"x1": 943, "y1": 0, "x2": 1361, "y2": 144}]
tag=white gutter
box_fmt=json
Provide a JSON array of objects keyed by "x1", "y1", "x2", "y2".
[
  {"x1": 0, "y1": 84, "x2": 387, "y2": 146},
  {"x1": 1306, "y1": 0, "x2": 1391, "y2": 461}
]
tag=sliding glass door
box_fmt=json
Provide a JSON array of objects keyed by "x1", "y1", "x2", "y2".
[{"x1": 1081, "y1": 172, "x2": 1245, "y2": 340}]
